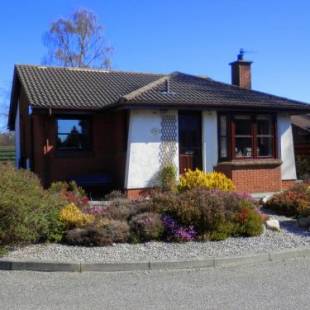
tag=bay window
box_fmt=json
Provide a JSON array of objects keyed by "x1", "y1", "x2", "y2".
[{"x1": 218, "y1": 113, "x2": 276, "y2": 160}]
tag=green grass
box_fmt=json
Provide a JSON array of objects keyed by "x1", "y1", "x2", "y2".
[{"x1": 0, "y1": 146, "x2": 15, "y2": 163}]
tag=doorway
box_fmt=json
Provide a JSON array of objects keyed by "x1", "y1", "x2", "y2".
[{"x1": 178, "y1": 111, "x2": 202, "y2": 174}]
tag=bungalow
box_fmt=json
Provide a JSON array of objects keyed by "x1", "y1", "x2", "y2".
[{"x1": 8, "y1": 52, "x2": 310, "y2": 198}]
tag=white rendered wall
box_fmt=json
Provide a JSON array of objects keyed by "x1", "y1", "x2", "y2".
[
  {"x1": 125, "y1": 110, "x2": 179, "y2": 189},
  {"x1": 202, "y1": 111, "x2": 218, "y2": 172},
  {"x1": 14, "y1": 103, "x2": 21, "y2": 168},
  {"x1": 277, "y1": 113, "x2": 297, "y2": 180}
]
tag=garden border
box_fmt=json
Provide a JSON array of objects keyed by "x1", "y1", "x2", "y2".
[{"x1": 1, "y1": 247, "x2": 310, "y2": 272}]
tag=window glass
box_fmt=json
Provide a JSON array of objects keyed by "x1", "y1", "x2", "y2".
[
  {"x1": 57, "y1": 119, "x2": 90, "y2": 150},
  {"x1": 256, "y1": 115, "x2": 273, "y2": 157},
  {"x1": 257, "y1": 137, "x2": 272, "y2": 157},
  {"x1": 219, "y1": 115, "x2": 228, "y2": 158},
  {"x1": 234, "y1": 115, "x2": 252, "y2": 158},
  {"x1": 235, "y1": 137, "x2": 252, "y2": 158},
  {"x1": 257, "y1": 115, "x2": 272, "y2": 135},
  {"x1": 235, "y1": 115, "x2": 252, "y2": 136}
]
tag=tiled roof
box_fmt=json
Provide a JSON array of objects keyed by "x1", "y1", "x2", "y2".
[
  {"x1": 8, "y1": 65, "x2": 310, "y2": 129},
  {"x1": 121, "y1": 72, "x2": 310, "y2": 110},
  {"x1": 15, "y1": 65, "x2": 163, "y2": 109}
]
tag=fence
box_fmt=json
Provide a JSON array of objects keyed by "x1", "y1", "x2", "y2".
[{"x1": 0, "y1": 146, "x2": 15, "y2": 163}]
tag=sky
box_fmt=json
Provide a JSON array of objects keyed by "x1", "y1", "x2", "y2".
[{"x1": 1, "y1": 0, "x2": 310, "y2": 130}]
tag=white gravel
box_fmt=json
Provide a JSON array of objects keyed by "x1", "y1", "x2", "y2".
[{"x1": 2, "y1": 209, "x2": 310, "y2": 263}]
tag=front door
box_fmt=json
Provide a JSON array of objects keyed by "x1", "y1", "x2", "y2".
[{"x1": 178, "y1": 111, "x2": 202, "y2": 174}]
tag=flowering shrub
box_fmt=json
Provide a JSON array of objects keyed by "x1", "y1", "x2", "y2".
[
  {"x1": 129, "y1": 212, "x2": 164, "y2": 242},
  {"x1": 153, "y1": 188, "x2": 262, "y2": 240},
  {"x1": 162, "y1": 215, "x2": 196, "y2": 242},
  {"x1": 49, "y1": 181, "x2": 89, "y2": 209},
  {"x1": 59, "y1": 203, "x2": 94, "y2": 228},
  {"x1": 178, "y1": 169, "x2": 235, "y2": 192},
  {"x1": 265, "y1": 184, "x2": 310, "y2": 217},
  {"x1": 234, "y1": 207, "x2": 264, "y2": 237},
  {"x1": 84, "y1": 206, "x2": 107, "y2": 216}
]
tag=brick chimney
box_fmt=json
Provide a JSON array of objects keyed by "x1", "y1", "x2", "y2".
[{"x1": 230, "y1": 49, "x2": 252, "y2": 89}]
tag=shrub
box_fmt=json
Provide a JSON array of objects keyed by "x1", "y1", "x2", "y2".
[
  {"x1": 159, "y1": 165, "x2": 177, "y2": 192},
  {"x1": 234, "y1": 207, "x2": 263, "y2": 237},
  {"x1": 49, "y1": 181, "x2": 89, "y2": 209},
  {"x1": 63, "y1": 227, "x2": 113, "y2": 246},
  {"x1": 265, "y1": 185, "x2": 310, "y2": 217},
  {"x1": 59, "y1": 203, "x2": 95, "y2": 228},
  {"x1": 102, "y1": 220, "x2": 130, "y2": 243},
  {"x1": 178, "y1": 169, "x2": 235, "y2": 192},
  {"x1": 162, "y1": 215, "x2": 196, "y2": 242},
  {"x1": 105, "y1": 190, "x2": 126, "y2": 201},
  {"x1": 152, "y1": 188, "x2": 261, "y2": 240},
  {"x1": 129, "y1": 212, "x2": 164, "y2": 242},
  {"x1": 0, "y1": 163, "x2": 66, "y2": 245},
  {"x1": 296, "y1": 155, "x2": 310, "y2": 180}
]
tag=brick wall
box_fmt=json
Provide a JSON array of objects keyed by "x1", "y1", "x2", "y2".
[{"x1": 215, "y1": 161, "x2": 282, "y2": 193}]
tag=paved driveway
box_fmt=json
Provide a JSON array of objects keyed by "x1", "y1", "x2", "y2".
[{"x1": 0, "y1": 258, "x2": 310, "y2": 310}]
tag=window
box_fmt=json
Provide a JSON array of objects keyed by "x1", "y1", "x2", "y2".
[
  {"x1": 56, "y1": 118, "x2": 91, "y2": 151},
  {"x1": 219, "y1": 115, "x2": 228, "y2": 159},
  {"x1": 234, "y1": 115, "x2": 253, "y2": 158},
  {"x1": 218, "y1": 114, "x2": 276, "y2": 160}
]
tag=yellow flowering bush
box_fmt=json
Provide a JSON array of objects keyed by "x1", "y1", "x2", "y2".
[
  {"x1": 59, "y1": 203, "x2": 94, "y2": 228},
  {"x1": 178, "y1": 169, "x2": 235, "y2": 192}
]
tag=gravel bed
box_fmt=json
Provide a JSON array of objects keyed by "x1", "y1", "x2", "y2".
[{"x1": 2, "y1": 210, "x2": 310, "y2": 263}]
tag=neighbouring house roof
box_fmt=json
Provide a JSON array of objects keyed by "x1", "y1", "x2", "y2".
[
  {"x1": 291, "y1": 114, "x2": 310, "y2": 132},
  {"x1": 8, "y1": 64, "x2": 310, "y2": 129}
]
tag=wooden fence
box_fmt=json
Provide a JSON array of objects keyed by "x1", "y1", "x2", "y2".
[{"x1": 0, "y1": 146, "x2": 15, "y2": 163}]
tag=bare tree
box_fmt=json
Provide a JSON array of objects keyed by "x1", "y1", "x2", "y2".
[
  {"x1": 0, "y1": 86, "x2": 10, "y2": 132},
  {"x1": 43, "y1": 9, "x2": 113, "y2": 69}
]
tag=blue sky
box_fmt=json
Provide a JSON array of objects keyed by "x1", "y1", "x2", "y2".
[{"x1": 1, "y1": 0, "x2": 310, "y2": 130}]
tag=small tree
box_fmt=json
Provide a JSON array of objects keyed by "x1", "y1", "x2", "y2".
[{"x1": 43, "y1": 9, "x2": 113, "y2": 69}]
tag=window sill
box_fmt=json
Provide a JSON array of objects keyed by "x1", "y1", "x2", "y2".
[{"x1": 217, "y1": 158, "x2": 282, "y2": 168}]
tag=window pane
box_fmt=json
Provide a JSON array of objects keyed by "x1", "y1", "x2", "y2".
[
  {"x1": 57, "y1": 119, "x2": 90, "y2": 150},
  {"x1": 235, "y1": 115, "x2": 252, "y2": 136},
  {"x1": 257, "y1": 115, "x2": 272, "y2": 135},
  {"x1": 257, "y1": 137, "x2": 272, "y2": 157},
  {"x1": 235, "y1": 137, "x2": 252, "y2": 158},
  {"x1": 220, "y1": 137, "x2": 228, "y2": 158},
  {"x1": 220, "y1": 116, "x2": 227, "y2": 136}
]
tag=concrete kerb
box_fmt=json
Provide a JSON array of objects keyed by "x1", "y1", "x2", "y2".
[{"x1": 1, "y1": 247, "x2": 310, "y2": 272}]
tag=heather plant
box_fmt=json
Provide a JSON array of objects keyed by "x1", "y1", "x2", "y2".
[
  {"x1": 162, "y1": 215, "x2": 196, "y2": 242},
  {"x1": 104, "y1": 190, "x2": 127, "y2": 201},
  {"x1": 233, "y1": 207, "x2": 263, "y2": 237},
  {"x1": 63, "y1": 227, "x2": 113, "y2": 246},
  {"x1": 49, "y1": 181, "x2": 89, "y2": 209},
  {"x1": 152, "y1": 187, "x2": 262, "y2": 240},
  {"x1": 129, "y1": 212, "x2": 164, "y2": 242},
  {"x1": 178, "y1": 169, "x2": 235, "y2": 192},
  {"x1": 102, "y1": 220, "x2": 130, "y2": 243}
]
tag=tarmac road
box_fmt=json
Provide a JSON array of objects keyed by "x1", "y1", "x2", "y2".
[{"x1": 0, "y1": 257, "x2": 310, "y2": 310}]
